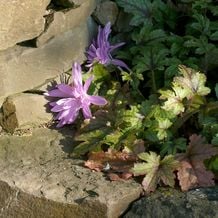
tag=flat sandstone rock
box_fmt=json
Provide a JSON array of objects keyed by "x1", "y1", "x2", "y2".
[
  {"x1": 36, "y1": 0, "x2": 96, "y2": 47},
  {"x1": 0, "y1": 127, "x2": 142, "y2": 218},
  {"x1": 0, "y1": 22, "x2": 90, "y2": 99},
  {"x1": 0, "y1": 0, "x2": 50, "y2": 51},
  {"x1": 0, "y1": 93, "x2": 53, "y2": 133}
]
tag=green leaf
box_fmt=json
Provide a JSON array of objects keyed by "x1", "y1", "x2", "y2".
[
  {"x1": 209, "y1": 6, "x2": 218, "y2": 16},
  {"x1": 160, "y1": 138, "x2": 187, "y2": 156},
  {"x1": 206, "y1": 156, "x2": 218, "y2": 172},
  {"x1": 119, "y1": 105, "x2": 143, "y2": 129},
  {"x1": 190, "y1": 14, "x2": 210, "y2": 34},
  {"x1": 175, "y1": 65, "x2": 211, "y2": 98},
  {"x1": 116, "y1": 0, "x2": 152, "y2": 26},
  {"x1": 91, "y1": 64, "x2": 111, "y2": 82},
  {"x1": 156, "y1": 118, "x2": 172, "y2": 140},
  {"x1": 159, "y1": 85, "x2": 187, "y2": 115},
  {"x1": 184, "y1": 37, "x2": 199, "y2": 48},
  {"x1": 210, "y1": 31, "x2": 218, "y2": 41},
  {"x1": 212, "y1": 134, "x2": 218, "y2": 146},
  {"x1": 143, "y1": 129, "x2": 159, "y2": 143},
  {"x1": 140, "y1": 96, "x2": 158, "y2": 116},
  {"x1": 121, "y1": 71, "x2": 132, "y2": 82},
  {"x1": 74, "y1": 129, "x2": 112, "y2": 155},
  {"x1": 132, "y1": 152, "x2": 179, "y2": 193}
]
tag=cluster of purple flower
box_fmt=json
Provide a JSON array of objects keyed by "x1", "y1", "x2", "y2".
[
  {"x1": 86, "y1": 22, "x2": 129, "y2": 70},
  {"x1": 45, "y1": 22, "x2": 128, "y2": 127}
]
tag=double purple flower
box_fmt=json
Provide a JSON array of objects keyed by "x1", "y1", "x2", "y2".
[
  {"x1": 45, "y1": 62, "x2": 107, "y2": 127},
  {"x1": 86, "y1": 22, "x2": 129, "y2": 70}
]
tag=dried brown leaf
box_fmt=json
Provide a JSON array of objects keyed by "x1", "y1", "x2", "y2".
[
  {"x1": 176, "y1": 134, "x2": 218, "y2": 191},
  {"x1": 84, "y1": 160, "x2": 103, "y2": 172},
  {"x1": 108, "y1": 172, "x2": 133, "y2": 181},
  {"x1": 84, "y1": 150, "x2": 137, "y2": 180}
]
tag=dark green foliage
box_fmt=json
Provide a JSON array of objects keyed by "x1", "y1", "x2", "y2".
[
  {"x1": 113, "y1": 0, "x2": 218, "y2": 171},
  {"x1": 73, "y1": 0, "x2": 218, "y2": 182},
  {"x1": 115, "y1": 0, "x2": 218, "y2": 91}
]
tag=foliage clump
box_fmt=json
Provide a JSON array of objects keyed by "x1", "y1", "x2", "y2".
[{"x1": 46, "y1": 0, "x2": 218, "y2": 193}]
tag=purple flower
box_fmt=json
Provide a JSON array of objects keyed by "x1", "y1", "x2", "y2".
[
  {"x1": 45, "y1": 62, "x2": 107, "y2": 127},
  {"x1": 86, "y1": 22, "x2": 129, "y2": 70}
]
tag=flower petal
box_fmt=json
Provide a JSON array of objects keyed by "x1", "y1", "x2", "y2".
[
  {"x1": 109, "y1": 42, "x2": 125, "y2": 52},
  {"x1": 51, "y1": 104, "x2": 70, "y2": 112},
  {"x1": 63, "y1": 107, "x2": 80, "y2": 124},
  {"x1": 84, "y1": 76, "x2": 94, "y2": 92},
  {"x1": 45, "y1": 88, "x2": 71, "y2": 98},
  {"x1": 56, "y1": 84, "x2": 74, "y2": 96},
  {"x1": 56, "y1": 100, "x2": 80, "y2": 121},
  {"x1": 88, "y1": 95, "x2": 107, "y2": 105},
  {"x1": 97, "y1": 23, "x2": 111, "y2": 49},
  {"x1": 111, "y1": 59, "x2": 130, "y2": 71},
  {"x1": 72, "y1": 62, "x2": 82, "y2": 87},
  {"x1": 55, "y1": 98, "x2": 72, "y2": 106},
  {"x1": 96, "y1": 47, "x2": 109, "y2": 65},
  {"x1": 56, "y1": 119, "x2": 66, "y2": 128},
  {"x1": 86, "y1": 44, "x2": 97, "y2": 59},
  {"x1": 82, "y1": 103, "x2": 92, "y2": 119},
  {"x1": 50, "y1": 102, "x2": 56, "y2": 107}
]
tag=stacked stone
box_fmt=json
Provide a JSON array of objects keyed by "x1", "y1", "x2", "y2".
[{"x1": 0, "y1": 0, "x2": 98, "y2": 133}]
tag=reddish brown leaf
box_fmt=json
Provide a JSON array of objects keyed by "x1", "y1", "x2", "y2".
[
  {"x1": 108, "y1": 173, "x2": 122, "y2": 181},
  {"x1": 121, "y1": 172, "x2": 133, "y2": 180},
  {"x1": 132, "y1": 139, "x2": 146, "y2": 154},
  {"x1": 84, "y1": 160, "x2": 103, "y2": 172},
  {"x1": 108, "y1": 172, "x2": 133, "y2": 181},
  {"x1": 176, "y1": 134, "x2": 218, "y2": 191},
  {"x1": 186, "y1": 134, "x2": 218, "y2": 160},
  {"x1": 84, "y1": 150, "x2": 137, "y2": 180}
]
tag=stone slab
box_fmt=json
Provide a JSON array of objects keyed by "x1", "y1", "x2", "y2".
[
  {"x1": 53, "y1": 0, "x2": 90, "y2": 6},
  {"x1": 0, "y1": 97, "x2": 5, "y2": 109},
  {"x1": 0, "y1": 0, "x2": 50, "y2": 51},
  {"x1": 123, "y1": 187, "x2": 218, "y2": 218},
  {"x1": 37, "y1": 0, "x2": 96, "y2": 46},
  {"x1": 93, "y1": 1, "x2": 119, "y2": 25},
  {"x1": 0, "y1": 128, "x2": 142, "y2": 218},
  {"x1": 0, "y1": 22, "x2": 90, "y2": 99},
  {"x1": 0, "y1": 93, "x2": 53, "y2": 133}
]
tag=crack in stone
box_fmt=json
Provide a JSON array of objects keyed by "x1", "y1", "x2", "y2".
[
  {"x1": 42, "y1": 0, "x2": 78, "y2": 36},
  {"x1": 64, "y1": 187, "x2": 73, "y2": 200}
]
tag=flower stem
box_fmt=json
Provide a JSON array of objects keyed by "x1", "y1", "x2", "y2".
[{"x1": 151, "y1": 69, "x2": 157, "y2": 93}]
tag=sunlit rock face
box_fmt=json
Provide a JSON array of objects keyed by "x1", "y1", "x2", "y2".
[
  {"x1": 0, "y1": 0, "x2": 50, "y2": 51},
  {"x1": 0, "y1": 0, "x2": 98, "y2": 131}
]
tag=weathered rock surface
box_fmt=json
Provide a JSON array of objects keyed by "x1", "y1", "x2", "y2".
[
  {"x1": 53, "y1": 0, "x2": 90, "y2": 7},
  {"x1": 123, "y1": 187, "x2": 218, "y2": 218},
  {"x1": 0, "y1": 94, "x2": 53, "y2": 133},
  {"x1": 115, "y1": 11, "x2": 133, "y2": 33},
  {"x1": 0, "y1": 127, "x2": 142, "y2": 218},
  {"x1": 93, "y1": 1, "x2": 119, "y2": 25},
  {"x1": 0, "y1": 0, "x2": 50, "y2": 51},
  {"x1": 0, "y1": 97, "x2": 5, "y2": 109},
  {"x1": 37, "y1": 0, "x2": 96, "y2": 46},
  {"x1": 0, "y1": 22, "x2": 90, "y2": 99}
]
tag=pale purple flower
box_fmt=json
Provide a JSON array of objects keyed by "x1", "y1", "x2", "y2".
[
  {"x1": 45, "y1": 62, "x2": 107, "y2": 127},
  {"x1": 86, "y1": 22, "x2": 129, "y2": 70}
]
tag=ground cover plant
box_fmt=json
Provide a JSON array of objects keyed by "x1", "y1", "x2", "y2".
[{"x1": 45, "y1": 0, "x2": 218, "y2": 193}]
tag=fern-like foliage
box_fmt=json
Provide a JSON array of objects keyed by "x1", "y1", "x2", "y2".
[{"x1": 116, "y1": 0, "x2": 153, "y2": 26}]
